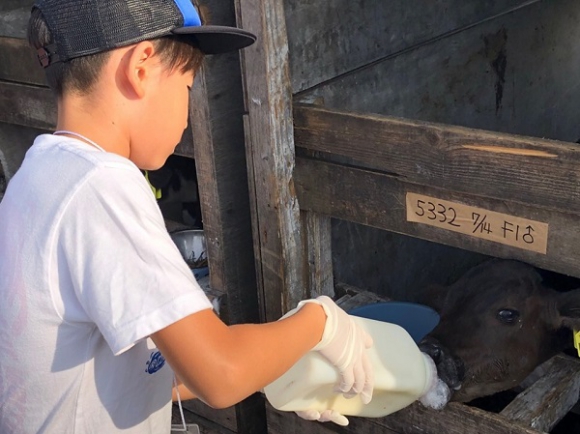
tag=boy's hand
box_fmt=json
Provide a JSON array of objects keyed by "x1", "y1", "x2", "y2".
[
  {"x1": 290, "y1": 296, "x2": 375, "y2": 403},
  {"x1": 295, "y1": 409, "x2": 349, "y2": 426}
]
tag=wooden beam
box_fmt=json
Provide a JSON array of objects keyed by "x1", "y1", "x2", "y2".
[
  {"x1": 0, "y1": 80, "x2": 56, "y2": 130},
  {"x1": 292, "y1": 1, "x2": 577, "y2": 147},
  {"x1": 368, "y1": 401, "x2": 545, "y2": 434},
  {"x1": 334, "y1": 284, "x2": 389, "y2": 311},
  {"x1": 266, "y1": 405, "x2": 349, "y2": 434},
  {"x1": 500, "y1": 354, "x2": 580, "y2": 432},
  {"x1": 295, "y1": 157, "x2": 580, "y2": 280},
  {"x1": 302, "y1": 211, "x2": 334, "y2": 298},
  {"x1": 236, "y1": 0, "x2": 306, "y2": 320},
  {"x1": 0, "y1": 5, "x2": 29, "y2": 39},
  {"x1": 0, "y1": 37, "x2": 47, "y2": 85},
  {"x1": 293, "y1": 104, "x2": 580, "y2": 216},
  {"x1": 285, "y1": 0, "x2": 537, "y2": 94},
  {"x1": 191, "y1": 55, "x2": 261, "y2": 325},
  {"x1": 266, "y1": 400, "x2": 545, "y2": 434},
  {"x1": 188, "y1": 2, "x2": 266, "y2": 432}
]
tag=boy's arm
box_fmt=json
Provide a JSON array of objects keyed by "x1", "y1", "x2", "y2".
[
  {"x1": 172, "y1": 377, "x2": 197, "y2": 402},
  {"x1": 152, "y1": 303, "x2": 326, "y2": 409}
]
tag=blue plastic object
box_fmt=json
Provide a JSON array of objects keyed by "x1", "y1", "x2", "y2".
[
  {"x1": 193, "y1": 266, "x2": 210, "y2": 280},
  {"x1": 349, "y1": 302, "x2": 440, "y2": 343}
]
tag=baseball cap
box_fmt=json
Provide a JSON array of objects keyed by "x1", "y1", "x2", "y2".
[{"x1": 33, "y1": 0, "x2": 257, "y2": 68}]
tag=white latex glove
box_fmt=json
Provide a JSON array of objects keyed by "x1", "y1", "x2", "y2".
[
  {"x1": 287, "y1": 296, "x2": 375, "y2": 403},
  {"x1": 295, "y1": 409, "x2": 349, "y2": 426}
]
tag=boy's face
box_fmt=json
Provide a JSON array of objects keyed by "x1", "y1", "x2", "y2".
[{"x1": 129, "y1": 63, "x2": 195, "y2": 170}]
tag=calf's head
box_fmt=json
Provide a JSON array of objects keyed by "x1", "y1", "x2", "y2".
[{"x1": 419, "y1": 259, "x2": 580, "y2": 403}]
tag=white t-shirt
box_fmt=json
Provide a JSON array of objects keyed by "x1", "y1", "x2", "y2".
[{"x1": 0, "y1": 135, "x2": 213, "y2": 433}]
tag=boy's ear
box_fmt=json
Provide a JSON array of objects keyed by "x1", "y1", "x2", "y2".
[{"x1": 122, "y1": 41, "x2": 157, "y2": 99}]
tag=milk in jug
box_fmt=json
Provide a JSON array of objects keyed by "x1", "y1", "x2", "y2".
[{"x1": 263, "y1": 315, "x2": 442, "y2": 418}]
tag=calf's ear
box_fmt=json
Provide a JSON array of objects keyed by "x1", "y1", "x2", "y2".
[{"x1": 554, "y1": 289, "x2": 580, "y2": 330}]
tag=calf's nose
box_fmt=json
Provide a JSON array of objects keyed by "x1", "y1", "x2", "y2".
[{"x1": 419, "y1": 338, "x2": 465, "y2": 391}]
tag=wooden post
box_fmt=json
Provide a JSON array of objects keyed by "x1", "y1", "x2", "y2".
[
  {"x1": 190, "y1": 55, "x2": 267, "y2": 434},
  {"x1": 188, "y1": 1, "x2": 268, "y2": 432},
  {"x1": 302, "y1": 211, "x2": 334, "y2": 298},
  {"x1": 235, "y1": 0, "x2": 307, "y2": 320},
  {"x1": 191, "y1": 2, "x2": 267, "y2": 434}
]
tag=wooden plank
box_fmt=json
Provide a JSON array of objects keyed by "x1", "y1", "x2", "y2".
[
  {"x1": 335, "y1": 285, "x2": 388, "y2": 312},
  {"x1": 295, "y1": 0, "x2": 580, "y2": 145},
  {"x1": 0, "y1": 37, "x2": 47, "y2": 85},
  {"x1": 0, "y1": 4, "x2": 29, "y2": 39},
  {"x1": 294, "y1": 105, "x2": 580, "y2": 216},
  {"x1": 188, "y1": 1, "x2": 267, "y2": 432},
  {"x1": 302, "y1": 212, "x2": 334, "y2": 298},
  {"x1": 236, "y1": 0, "x2": 306, "y2": 319},
  {"x1": 500, "y1": 354, "x2": 580, "y2": 432},
  {"x1": 285, "y1": 0, "x2": 538, "y2": 93},
  {"x1": 191, "y1": 53, "x2": 260, "y2": 326},
  {"x1": 291, "y1": 0, "x2": 580, "y2": 311},
  {"x1": 0, "y1": 80, "x2": 56, "y2": 130},
  {"x1": 266, "y1": 401, "x2": 545, "y2": 434},
  {"x1": 266, "y1": 404, "x2": 351, "y2": 434},
  {"x1": 242, "y1": 113, "x2": 267, "y2": 321},
  {"x1": 295, "y1": 157, "x2": 580, "y2": 280},
  {"x1": 368, "y1": 401, "x2": 545, "y2": 434}
]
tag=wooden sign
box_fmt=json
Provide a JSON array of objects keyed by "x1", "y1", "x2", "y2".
[{"x1": 406, "y1": 192, "x2": 548, "y2": 254}]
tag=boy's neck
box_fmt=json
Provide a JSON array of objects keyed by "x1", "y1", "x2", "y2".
[{"x1": 56, "y1": 92, "x2": 130, "y2": 159}]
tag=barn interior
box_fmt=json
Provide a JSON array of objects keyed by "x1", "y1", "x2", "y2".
[{"x1": 3, "y1": 0, "x2": 580, "y2": 433}]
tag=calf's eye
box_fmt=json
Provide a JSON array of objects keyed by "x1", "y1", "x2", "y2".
[{"x1": 497, "y1": 309, "x2": 520, "y2": 324}]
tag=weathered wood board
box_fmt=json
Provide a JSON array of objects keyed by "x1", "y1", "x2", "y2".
[
  {"x1": 302, "y1": 211, "x2": 334, "y2": 298},
  {"x1": 0, "y1": 2, "x2": 30, "y2": 39},
  {"x1": 0, "y1": 80, "x2": 55, "y2": 130},
  {"x1": 266, "y1": 401, "x2": 547, "y2": 434},
  {"x1": 284, "y1": 0, "x2": 538, "y2": 94},
  {"x1": 500, "y1": 354, "x2": 580, "y2": 432},
  {"x1": 294, "y1": 105, "x2": 580, "y2": 280},
  {"x1": 237, "y1": 0, "x2": 307, "y2": 321},
  {"x1": 181, "y1": 0, "x2": 269, "y2": 430},
  {"x1": 190, "y1": 19, "x2": 267, "y2": 434},
  {"x1": 294, "y1": 105, "x2": 580, "y2": 216},
  {"x1": 297, "y1": 0, "x2": 580, "y2": 145},
  {"x1": 288, "y1": 0, "x2": 580, "y2": 299},
  {"x1": 0, "y1": 37, "x2": 46, "y2": 85}
]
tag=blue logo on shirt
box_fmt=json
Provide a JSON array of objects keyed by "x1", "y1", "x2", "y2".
[{"x1": 145, "y1": 351, "x2": 166, "y2": 374}]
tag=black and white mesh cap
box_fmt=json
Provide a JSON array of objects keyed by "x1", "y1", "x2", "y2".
[{"x1": 33, "y1": 0, "x2": 256, "y2": 68}]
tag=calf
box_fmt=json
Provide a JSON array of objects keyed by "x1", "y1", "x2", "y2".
[{"x1": 418, "y1": 259, "x2": 580, "y2": 403}]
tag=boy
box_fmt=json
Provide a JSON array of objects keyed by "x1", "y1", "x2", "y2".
[{"x1": 0, "y1": 1, "x2": 374, "y2": 433}]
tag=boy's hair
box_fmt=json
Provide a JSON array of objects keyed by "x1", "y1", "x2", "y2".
[{"x1": 28, "y1": 7, "x2": 205, "y2": 96}]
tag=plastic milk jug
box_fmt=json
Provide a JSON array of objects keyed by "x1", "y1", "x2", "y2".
[{"x1": 263, "y1": 316, "x2": 436, "y2": 418}]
